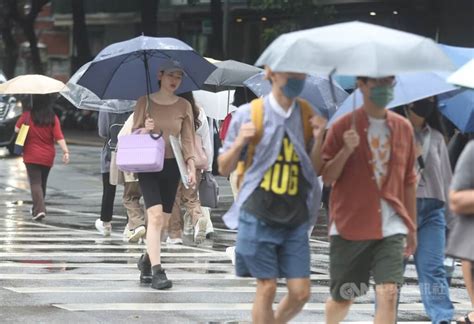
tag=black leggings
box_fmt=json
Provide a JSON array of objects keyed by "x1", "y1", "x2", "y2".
[
  {"x1": 100, "y1": 172, "x2": 116, "y2": 222},
  {"x1": 137, "y1": 159, "x2": 180, "y2": 213}
]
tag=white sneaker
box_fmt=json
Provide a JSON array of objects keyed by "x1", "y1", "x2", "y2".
[
  {"x1": 166, "y1": 237, "x2": 183, "y2": 245},
  {"x1": 128, "y1": 225, "x2": 146, "y2": 243},
  {"x1": 95, "y1": 219, "x2": 111, "y2": 237},
  {"x1": 32, "y1": 212, "x2": 45, "y2": 221},
  {"x1": 226, "y1": 246, "x2": 236, "y2": 265},
  {"x1": 194, "y1": 217, "x2": 208, "y2": 244},
  {"x1": 122, "y1": 224, "x2": 132, "y2": 242}
]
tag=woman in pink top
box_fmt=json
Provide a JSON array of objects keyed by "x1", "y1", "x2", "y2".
[{"x1": 15, "y1": 95, "x2": 70, "y2": 220}]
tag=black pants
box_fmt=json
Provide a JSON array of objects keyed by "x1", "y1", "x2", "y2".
[
  {"x1": 25, "y1": 163, "x2": 51, "y2": 216},
  {"x1": 100, "y1": 172, "x2": 116, "y2": 222}
]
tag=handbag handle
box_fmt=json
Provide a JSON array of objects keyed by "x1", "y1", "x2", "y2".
[{"x1": 132, "y1": 128, "x2": 163, "y2": 140}]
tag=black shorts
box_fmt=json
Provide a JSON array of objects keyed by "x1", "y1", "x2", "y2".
[{"x1": 137, "y1": 159, "x2": 180, "y2": 213}]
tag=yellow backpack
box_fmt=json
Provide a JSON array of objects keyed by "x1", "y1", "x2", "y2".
[{"x1": 235, "y1": 97, "x2": 314, "y2": 190}]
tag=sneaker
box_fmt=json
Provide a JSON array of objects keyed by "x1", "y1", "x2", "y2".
[
  {"x1": 95, "y1": 219, "x2": 111, "y2": 237},
  {"x1": 166, "y1": 237, "x2": 183, "y2": 245},
  {"x1": 32, "y1": 212, "x2": 45, "y2": 221},
  {"x1": 151, "y1": 268, "x2": 172, "y2": 290},
  {"x1": 123, "y1": 224, "x2": 132, "y2": 242},
  {"x1": 137, "y1": 254, "x2": 152, "y2": 284},
  {"x1": 226, "y1": 246, "x2": 236, "y2": 265},
  {"x1": 194, "y1": 217, "x2": 208, "y2": 244},
  {"x1": 183, "y1": 212, "x2": 193, "y2": 236},
  {"x1": 128, "y1": 225, "x2": 146, "y2": 243}
]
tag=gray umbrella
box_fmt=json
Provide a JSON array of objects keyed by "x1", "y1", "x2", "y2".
[{"x1": 202, "y1": 60, "x2": 262, "y2": 92}]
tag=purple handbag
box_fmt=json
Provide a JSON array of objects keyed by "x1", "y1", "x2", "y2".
[{"x1": 116, "y1": 130, "x2": 165, "y2": 173}]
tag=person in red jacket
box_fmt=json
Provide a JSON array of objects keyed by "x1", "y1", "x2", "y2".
[{"x1": 15, "y1": 94, "x2": 70, "y2": 220}]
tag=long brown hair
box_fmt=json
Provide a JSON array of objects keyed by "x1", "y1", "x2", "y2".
[
  {"x1": 178, "y1": 92, "x2": 201, "y2": 130},
  {"x1": 30, "y1": 94, "x2": 55, "y2": 126}
]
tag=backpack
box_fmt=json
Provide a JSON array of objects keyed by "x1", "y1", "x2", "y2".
[{"x1": 235, "y1": 97, "x2": 314, "y2": 190}]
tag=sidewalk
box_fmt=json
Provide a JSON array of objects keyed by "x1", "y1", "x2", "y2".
[{"x1": 63, "y1": 129, "x2": 103, "y2": 147}]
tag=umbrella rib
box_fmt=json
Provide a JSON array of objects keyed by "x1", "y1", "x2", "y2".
[{"x1": 99, "y1": 52, "x2": 136, "y2": 99}]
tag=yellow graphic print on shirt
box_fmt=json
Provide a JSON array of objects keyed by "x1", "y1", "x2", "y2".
[{"x1": 260, "y1": 134, "x2": 301, "y2": 196}]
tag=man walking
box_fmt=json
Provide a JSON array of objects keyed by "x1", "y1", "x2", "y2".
[
  {"x1": 218, "y1": 67, "x2": 326, "y2": 323},
  {"x1": 321, "y1": 76, "x2": 418, "y2": 324}
]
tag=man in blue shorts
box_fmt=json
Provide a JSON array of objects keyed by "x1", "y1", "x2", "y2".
[{"x1": 218, "y1": 66, "x2": 326, "y2": 323}]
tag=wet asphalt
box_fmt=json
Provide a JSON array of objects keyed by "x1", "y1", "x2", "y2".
[{"x1": 0, "y1": 145, "x2": 471, "y2": 323}]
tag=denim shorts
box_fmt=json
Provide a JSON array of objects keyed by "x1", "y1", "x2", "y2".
[{"x1": 235, "y1": 210, "x2": 311, "y2": 279}]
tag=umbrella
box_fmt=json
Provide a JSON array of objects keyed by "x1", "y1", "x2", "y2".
[
  {"x1": 447, "y1": 59, "x2": 474, "y2": 89},
  {"x1": 255, "y1": 21, "x2": 454, "y2": 77},
  {"x1": 0, "y1": 74, "x2": 68, "y2": 94},
  {"x1": 61, "y1": 62, "x2": 136, "y2": 112},
  {"x1": 202, "y1": 60, "x2": 263, "y2": 92},
  {"x1": 438, "y1": 46, "x2": 474, "y2": 132},
  {"x1": 76, "y1": 35, "x2": 216, "y2": 100},
  {"x1": 243, "y1": 72, "x2": 348, "y2": 119},
  {"x1": 438, "y1": 90, "x2": 474, "y2": 133},
  {"x1": 193, "y1": 90, "x2": 236, "y2": 120},
  {"x1": 328, "y1": 72, "x2": 459, "y2": 126}
]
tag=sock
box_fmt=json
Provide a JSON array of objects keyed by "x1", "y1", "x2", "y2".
[{"x1": 152, "y1": 264, "x2": 162, "y2": 275}]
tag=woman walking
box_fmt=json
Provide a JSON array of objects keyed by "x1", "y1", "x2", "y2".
[
  {"x1": 133, "y1": 60, "x2": 196, "y2": 290},
  {"x1": 399, "y1": 97, "x2": 454, "y2": 323},
  {"x1": 446, "y1": 139, "x2": 474, "y2": 324},
  {"x1": 15, "y1": 94, "x2": 70, "y2": 220},
  {"x1": 167, "y1": 92, "x2": 213, "y2": 245}
]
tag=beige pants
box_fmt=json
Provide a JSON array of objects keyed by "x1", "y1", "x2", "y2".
[{"x1": 123, "y1": 181, "x2": 146, "y2": 230}]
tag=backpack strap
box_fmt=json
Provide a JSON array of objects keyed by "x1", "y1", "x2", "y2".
[{"x1": 297, "y1": 98, "x2": 314, "y2": 146}]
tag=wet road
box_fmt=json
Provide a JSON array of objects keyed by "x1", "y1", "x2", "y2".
[{"x1": 0, "y1": 145, "x2": 471, "y2": 323}]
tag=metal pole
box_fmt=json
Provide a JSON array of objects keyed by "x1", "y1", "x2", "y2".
[{"x1": 223, "y1": 0, "x2": 229, "y2": 58}]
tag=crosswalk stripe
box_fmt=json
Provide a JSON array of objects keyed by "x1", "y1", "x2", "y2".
[
  {"x1": 52, "y1": 302, "x2": 472, "y2": 312},
  {"x1": 0, "y1": 262, "x2": 233, "y2": 269},
  {"x1": 0, "y1": 252, "x2": 227, "y2": 258},
  {"x1": 4, "y1": 286, "x2": 423, "y2": 294},
  {"x1": 0, "y1": 244, "x2": 216, "y2": 250},
  {"x1": 0, "y1": 273, "x2": 330, "y2": 280}
]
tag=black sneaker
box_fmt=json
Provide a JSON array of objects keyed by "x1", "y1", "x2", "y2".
[
  {"x1": 151, "y1": 268, "x2": 172, "y2": 290},
  {"x1": 137, "y1": 254, "x2": 152, "y2": 284}
]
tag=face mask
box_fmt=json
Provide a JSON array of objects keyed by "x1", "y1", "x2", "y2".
[
  {"x1": 369, "y1": 85, "x2": 394, "y2": 108},
  {"x1": 281, "y1": 78, "x2": 305, "y2": 99},
  {"x1": 411, "y1": 99, "x2": 435, "y2": 118}
]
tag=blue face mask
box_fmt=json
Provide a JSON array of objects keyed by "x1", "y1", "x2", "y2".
[{"x1": 281, "y1": 78, "x2": 306, "y2": 99}]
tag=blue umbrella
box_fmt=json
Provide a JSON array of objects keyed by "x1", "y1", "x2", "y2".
[
  {"x1": 77, "y1": 36, "x2": 216, "y2": 100},
  {"x1": 439, "y1": 90, "x2": 474, "y2": 132},
  {"x1": 438, "y1": 44, "x2": 474, "y2": 133},
  {"x1": 243, "y1": 72, "x2": 348, "y2": 119},
  {"x1": 328, "y1": 72, "x2": 458, "y2": 126}
]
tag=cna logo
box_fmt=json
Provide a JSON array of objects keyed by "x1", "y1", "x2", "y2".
[{"x1": 339, "y1": 282, "x2": 370, "y2": 300}]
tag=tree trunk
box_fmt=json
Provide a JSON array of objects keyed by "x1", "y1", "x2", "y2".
[
  {"x1": 0, "y1": 0, "x2": 18, "y2": 78},
  {"x1": 72, "y1": 0, "x2": 92, "y2": 72},
  {"x1": 140, "y1": 0, "x2": 159, "y2": 36},
  {"x1": 209, "y1": 0, "x2": 224, "y2": 59}
]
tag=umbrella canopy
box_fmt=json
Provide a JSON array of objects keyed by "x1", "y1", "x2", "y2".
[
  {"x1": 0, "y1": 74, "x2": 68, "y2": 94},
  {"x1": 438, "y1": 90, "x2": 474, "y2": 133},
  {"x1": 448, "y1": 59, "x2": 474, "y2": 89},
  {"x1": 202, "y1": 60, "x2": 263, "y2": 92},
  {"x1": 244, "y1": 72, "x2": 348, "y2": 118},
  {"x1": 328, "y1": 72, "x2": 459, "y2": 126},
  {"x1": 76, "y1": 36, "x2": 216, "y2": 100},
  {"x1": 193, "y1": 90, "x2": 236, "y2": 120},
  {"x1": 61, "y1": 62, "x2": 136, "y2": 112},
  {"x1": 256, "y1": 21, "x2": 454, "y2": 77},
  {"x1": 440, "y1": 44, "x2": 474, "y2": 68}
]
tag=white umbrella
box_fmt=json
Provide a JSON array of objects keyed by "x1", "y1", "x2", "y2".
[
  {"x1": 256, "y1": 21, "x2": 455, "y2": 77},
  {"x1": 447, "y1": 59, "x2": 474, "y2": 89},
  {"x1": 193, "y1": 90, "x2": 235, "y2": 120},
  {"x1": 0, "y1": 74, "x2": 68, "y2": 94}
]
